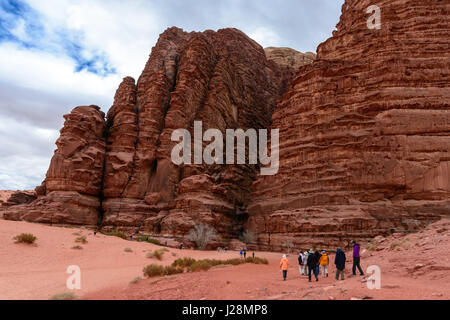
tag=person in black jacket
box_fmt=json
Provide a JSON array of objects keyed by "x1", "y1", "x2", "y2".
[
  {"x1": 334, "y1": 248, "x2": 346, "y2": 280},
  {"x1": 307, "y1": 250, "x2": 319, "y2": 282},
  {"x1": 314, "y1": 250, "x2": 321, "y2": 278}
]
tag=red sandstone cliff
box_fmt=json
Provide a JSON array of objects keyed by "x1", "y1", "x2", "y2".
[
  {"x1": 3, "y1": 0, "x2": 450, "y2": 250},
  {"x1": 4, "y1": 28, "x2": 295, "y2": 241},
  {"x1": 246, "y1": 0, "x2": 450, "y2": 250}
]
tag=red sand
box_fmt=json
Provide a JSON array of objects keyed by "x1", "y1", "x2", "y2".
[{"x1": 0, "y1": 218, "x2": 448, "y2": 300}]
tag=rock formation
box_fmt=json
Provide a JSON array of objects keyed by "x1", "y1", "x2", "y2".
[
  {"x1": 246, "y1": 0, "x2": 450, "y2": 250},
  {"x1": 4, "y1": 0, "x2": 449, "y2": 250},
  {"x1": 4, "y1": 28, "x2": 297, "y2": 240},
  {"x1": 1, "y1": 191, "x2": 36, "y2": 208},
  {"x1": 265, "y1": 47, "x2": 316, "y2": 79},
  {"x1": 4, "y1": 106, "x2": 106, "y2": 226}
]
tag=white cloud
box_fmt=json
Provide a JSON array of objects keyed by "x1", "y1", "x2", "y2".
[
  {"x1": 25, "y1": 0, "x2": 162, "y2": 78},
  {"x1": 248, "y1": 27, "x2": 282, "y2": 48},
  {"x1": 0, "y1": 42, "x2": 120, "y2": 98}
]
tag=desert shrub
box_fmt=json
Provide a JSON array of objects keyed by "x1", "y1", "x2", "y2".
[
  {"x1": 245, "y1": 257, "x2": 269, "y2": 265},
  {"x1": 146, "y1": 249, "x2": 164, "y2": 260},
  {"x1": 71, "y1": 245, "x2": 83, "y2": 250},
  {"x1": 13, "y1": 233, "x2": 37, "y2": 244},
  {"x1": 188, "y1": 260, "x2": 213, "y2": 272},
  {"x1": 143, "y1": 264, "x2": 165, "y2": 278},
  {"x1": 153, "y1": 249, "x2": 164, "y2": 260},
  {"x1": 164, "y1": 265, "x2": 184, "y2": 276},
  {"x1": 188, "y1": 224, "x2": 218, "y2": 250},
  {"x1": 103, "y1": 230, "x2": 127, "y2": 240},
  {"x1": 225, "y1": 258, "x2": 245, "y2": 266},
  {"x1": 140, "y1": 236, "x2": 160, "y2": 245},
  {"x1": 49, "y1": 292, "x2": 78, "y2": 300},
  {"x1": 171, "y1": 252, "x2": 177, "y2": 257},
  {"x1": 129, "y1": 276, "x2": 142, "y2": 285},
  {"x1": 72, "y1": 232, "x2": 81, "y2": 236},
  {"x1": 172, "y1": 257, "x2": 196, "y2": 268},
  {"x1": 142, "y1": 264, "x2": 183, "y2": 278},
  {"x1": 124, "y1": 248, "x2": 133, "y2": 253},
  {"x1": 75, "y1": 236, "x2": 88, "y2": 244}
]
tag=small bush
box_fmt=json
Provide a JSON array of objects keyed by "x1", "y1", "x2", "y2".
[
  {"x1": 75, "y1": 236, "x2": 88, "y2": 244},
  {"x1": 13, "y1": 233, "x2": 37, "y2": 244},
  {"x1": 245, "y1": 257, "x2": 269, "y2": 265},
  {"x1": 164, "y1": 265, "x2": 184, "y2": 276},
  {"x1": 72, "y1": 232, "x2": 81, "y2": 236},
  {"x1": 140, "y1": 236, "x2": 161, "y2": 245},
  {"x1": 71, "y1": 245, "x2": 83, "y2": 250},
  {"x1": 188, "y1": 224, "x2": 218, "y2": 250},
  {"x1": 129, "y1": 276, "x2": 142, "y2": 285},
  {"x1": 146, "y1": 249, "x2": 164, "y2": 260},
  {"x1": 172, "y1": 257, "x2": 196, "y2": 268},
  {"x1": 188, "y1": 260, "x2": 213, "y2": 272},
  {"x1": 49, "y1": 292, "x2": 78, "y2": 300},
  {"x1": 225, "y1": 258, "x2": 245, "y2": 266},
  {"x1": 103, "y1": 230, "x2": 127, "y2": 240},
  {"x1": 153, "y1": 249, "x2": 164, "y2": 261},
  {"x1": 143, "y1": 264, "x2": 165, "y2": 278},
  {"x1": 124, "y1": 248, "x2": 133, "y2": 253}
]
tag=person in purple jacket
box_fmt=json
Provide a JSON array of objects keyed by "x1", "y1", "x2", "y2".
[{"x1": 352, "y1": 240, "x2": 365, "y2": 276}]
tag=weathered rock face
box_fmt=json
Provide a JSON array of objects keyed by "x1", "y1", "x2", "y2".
[
  {"x1": 101, "y1": 28, "x2": 289, "y2": 238},
  {"x1": 4, "y1": 106, "x2": 106, "y2": 226},
  {"x1": 247, "y1": 0, "x2": 450, "y2": 251},
  {"x1": 265, "y1": 47, "x2": 316, "y2": 75},
  {"x1": 1, "y1": 191, "x2": 36, "y2": 208},
  {"x1": 4, "y1": 27, "x2": 294, "y2": 240}
]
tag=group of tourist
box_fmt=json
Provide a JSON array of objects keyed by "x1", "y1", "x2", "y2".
[{"x1": 279, "y1": 241, "x2": 365, "y2": 282}]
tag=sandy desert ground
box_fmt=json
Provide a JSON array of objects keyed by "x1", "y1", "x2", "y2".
[{"x1": 0, "y1": 218, "x2": 448, "y2": 300}]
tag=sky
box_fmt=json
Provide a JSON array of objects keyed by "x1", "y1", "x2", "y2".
[{"x1": 0, "y1": 0, "x2": 344, "y2": 190}]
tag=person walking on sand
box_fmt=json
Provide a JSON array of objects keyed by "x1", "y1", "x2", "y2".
[
  {"x1": 319, "y1": 251, "x2": 329, "y2": 277},
  {"x1": 244, "y1": 248, "x2": 247, "y2": 259},
  {"x1": 335, "y1": 248, "x2": 346, "y2": 280},
  {"x1": 314, "y1": 250, "x2": 321, "y2": 278},
  {"x1": 298, "y1": 251, "x2": 305, "y2": 276},
  {"x1": 240, "y1": 249, "x2": 243, "y2": 258},
  {"x1": 302, "y1": 251, "x2": 308, "y2": 275},
  {"x1": 307, "y1": 250, "x2": 319, "y2": 282},
  {"x1": 352, "y1": 241, "x2": 365, "y2": 276},
  {"x1": 280, "y1": 254, "x2": 289, "y2": 281}
]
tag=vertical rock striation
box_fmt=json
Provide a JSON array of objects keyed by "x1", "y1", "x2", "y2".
[{"x1": 247, "y1": 0, "x2": 450, "y2": 250}]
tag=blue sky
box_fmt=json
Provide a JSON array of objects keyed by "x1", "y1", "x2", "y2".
[{"x1": 0, "y1": 0, "x2": 344, "y2": 190}]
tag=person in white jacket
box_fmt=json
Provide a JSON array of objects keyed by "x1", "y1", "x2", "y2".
[
  {"x1": 298, "y1": 251, "x2": 305, "y2": 275},
  {"x1": 303, "y1": 251, "x2": 309, "y2": 275}
]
